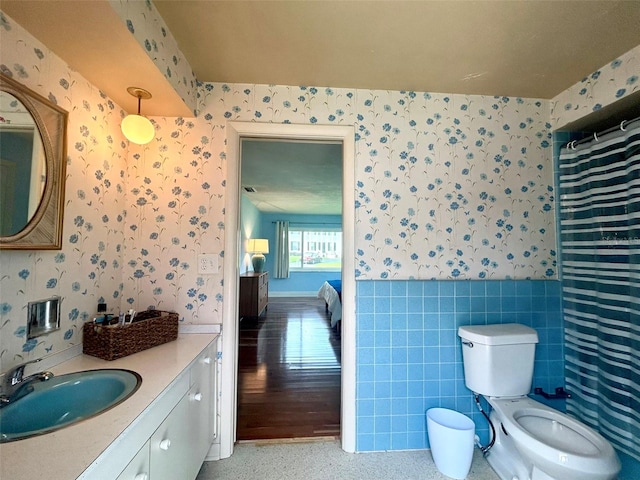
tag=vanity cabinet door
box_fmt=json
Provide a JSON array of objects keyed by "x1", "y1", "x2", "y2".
[
  {"x1": 189, "y1": 344, "x2": 215, "y2": 467},
  {"x1": 149, "y1": 393, "x2": 191, "y2": 480},
  {"x1": 116, "y1": 440, "x2": 150, "y2": 480}
]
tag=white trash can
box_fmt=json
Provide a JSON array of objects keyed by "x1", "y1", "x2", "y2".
[{"x1": 426, "y1": 408, "x2": 475, "y2": 479}]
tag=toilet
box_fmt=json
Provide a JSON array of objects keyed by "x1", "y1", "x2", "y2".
[{"x1": 458, "y1": 323, "x2": 620, "y2": 480}]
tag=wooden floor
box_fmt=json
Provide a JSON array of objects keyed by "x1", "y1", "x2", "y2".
[{"x1": 236, "y1": 297, "x2": 341, "y2": 441}]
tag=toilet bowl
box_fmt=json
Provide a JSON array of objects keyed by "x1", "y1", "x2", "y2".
[
  {"x1": 458, "y1": 323, "x2": 621, "y2": 480},
  {"x1": 488, "y1": 396, "x2": 620, "y2": 480}
]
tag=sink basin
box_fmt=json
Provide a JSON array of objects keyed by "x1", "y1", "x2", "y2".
[{"x1": 0, "y1": 368, "x2": 141, "y2": 443}]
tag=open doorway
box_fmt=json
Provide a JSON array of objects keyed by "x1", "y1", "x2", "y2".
[
  {"x1": 236, "y1": 297, "x2": 342, "y2": 440},
  {"x1": 237, "y1": 138, "x2": 343, "y2": 441},
  {"x1": 221, "y1": 123, "x2": 355, "y2": 458}
]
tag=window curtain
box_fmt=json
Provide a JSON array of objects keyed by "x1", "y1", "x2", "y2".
[
  {"x1": 274, "y1": 220, "x2": 290, "y2": 279},
  {"x1": 558, "y1": 120, "x2": 640, "y2": 460}
]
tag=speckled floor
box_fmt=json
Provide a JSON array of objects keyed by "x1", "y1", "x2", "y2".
[{"x1": 196, "y1": 440, "x2": 500, "y2": 480}]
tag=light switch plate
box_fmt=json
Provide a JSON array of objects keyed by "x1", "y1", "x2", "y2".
[{"x1": 198, "y1": 253, "x2": 218, "y2": 274}]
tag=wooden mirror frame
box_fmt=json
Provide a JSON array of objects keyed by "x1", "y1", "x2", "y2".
[{"x1": 0, "y1": 73, "x2": 68, "y2": 250}]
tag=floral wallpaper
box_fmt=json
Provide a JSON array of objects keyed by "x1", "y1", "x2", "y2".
[
  {"x1": 0, "y1": 12, "x2": 128, "y2": 371},
  {"x1": 108, "y1": 0, "x2": 198, "y2": 115},
  {"x1": 356, "y1": 91, "x2": 555, "y2": 280},
  {"x1": 1, "y1": 5, "x2": 638, "y2": 374},
  {"x1": 551, "y1": 44, "x2": 640, "y2": 128},
  {"x1": 203, "y1": 85, "x2": 557, "y2": 281},
  {"x1": 119, "y1": 116, "x2": 226, "y2": 324}
]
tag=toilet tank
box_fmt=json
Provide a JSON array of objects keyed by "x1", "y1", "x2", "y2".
[{"x1": 458, "y1": 323, "x2": 539, "y2": 397}]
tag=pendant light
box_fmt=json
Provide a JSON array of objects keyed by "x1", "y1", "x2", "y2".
[{"x1": 121, "y1": 87, "x2": 154, "y2": 145}]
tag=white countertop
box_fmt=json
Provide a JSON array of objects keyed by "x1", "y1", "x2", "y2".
[{"x1": 0, "y1": 334, "x2": 217, "y2": 480}]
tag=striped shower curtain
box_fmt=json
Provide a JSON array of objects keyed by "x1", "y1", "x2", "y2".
[{"x1": 558, "y1": 121, "x2": 640, "y2": 460}]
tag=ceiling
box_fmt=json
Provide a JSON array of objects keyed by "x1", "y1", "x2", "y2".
[
  {"x1": 155, "y1": 0, "x2": 640, "y2": 99},
  {"x1": 3, "y1": 1, "x2": 639, "y2": 215},
  {"x1": 241, "y1": 139, "x2": 343, "y2": 215},
  {"x1": 3, "y1": 1, "x2": 639, "y2": 104}
]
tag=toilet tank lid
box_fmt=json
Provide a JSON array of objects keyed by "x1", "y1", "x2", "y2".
[{"x1": 458, "y1": 323, "x2": 539, "y2": 345}]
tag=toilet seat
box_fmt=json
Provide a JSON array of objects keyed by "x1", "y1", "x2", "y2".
[
  {"x1": 515, "y1": 408, "x2": 600, "y2": 455},
  {"x1": 488, "y1": 396, "x2": 620, "y2": 480}
]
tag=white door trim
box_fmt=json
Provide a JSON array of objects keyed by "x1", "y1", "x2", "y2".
[{"x1": 220, "y1": 121, "x2": 356, "y2": 458}]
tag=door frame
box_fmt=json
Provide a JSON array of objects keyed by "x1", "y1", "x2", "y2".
[{"x1": 220, "y1": 122, "x2": 356, "y2": 457}]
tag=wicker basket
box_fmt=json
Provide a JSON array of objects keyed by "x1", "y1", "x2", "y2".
[{"x1": 83, "y1": 310, "x2": 179, "y2": 361}]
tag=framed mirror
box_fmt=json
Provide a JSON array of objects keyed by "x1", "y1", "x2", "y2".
[{"x1": 0, "y1": 73, "x2": 68, "y2": 249}]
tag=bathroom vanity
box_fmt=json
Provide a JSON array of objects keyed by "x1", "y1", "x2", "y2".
[{"x1": 0, "y1": 334, "x2": 219, "y2": 480}]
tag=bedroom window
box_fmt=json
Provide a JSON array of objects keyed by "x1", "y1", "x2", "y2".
[{"x1": 289, "y1": 228, "x2": 342, "y2": 271}]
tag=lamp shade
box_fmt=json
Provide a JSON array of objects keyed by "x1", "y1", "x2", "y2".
[
  {"x1": 248, "y1": 238, "x2": 269, "y2": 273},
  {"x1": 247, "y1": 238, "x2": 269, "y2": 254},
  {"x1": 121, "y1": 114, "x2": 155, "y2": 145}
]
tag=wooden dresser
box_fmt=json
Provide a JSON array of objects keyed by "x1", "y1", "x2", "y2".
[{"x1": 239, "y1": 272, "x2": 268, "y2": 318}]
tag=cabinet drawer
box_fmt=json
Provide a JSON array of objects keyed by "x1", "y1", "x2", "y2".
[
  {"x1": 116, "y1": 441, "x2": 149, "y2": 480},
  {"x1": 190, "y1": 346, "x2": 214, "y2": 387},
  {"x1": 150, "y1": 394, "x2": 191, "y2": 480}
]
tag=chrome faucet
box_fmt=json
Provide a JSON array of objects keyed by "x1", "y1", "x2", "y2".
[{"x1": 0, "y1": 358, "x2": 54, "y2": 406}]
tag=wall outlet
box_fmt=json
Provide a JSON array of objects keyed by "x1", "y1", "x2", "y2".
[{"x1": 198, "y1": 253, "x2": 218, "y2": 274}]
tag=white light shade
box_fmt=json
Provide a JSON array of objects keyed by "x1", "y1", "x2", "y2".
[
  {"x1": 247, "y1": 238, "x2": 269, "y2": 254},
  {"x1": 121, "y1": 114, "x2": 155, "y2": 145}
]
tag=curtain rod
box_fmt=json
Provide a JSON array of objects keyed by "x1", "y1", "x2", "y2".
[{"x1": 567, "y1": 115, "x2": 640, "y2": 150}]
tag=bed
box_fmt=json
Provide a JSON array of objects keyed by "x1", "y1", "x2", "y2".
[{"x1": 318, "y1": 279, "x2": 342, "y2": 328}]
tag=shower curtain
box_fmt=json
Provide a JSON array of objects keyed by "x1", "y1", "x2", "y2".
[{"x1": 558, "y1": 120, "x2": 640, "y2": 460}]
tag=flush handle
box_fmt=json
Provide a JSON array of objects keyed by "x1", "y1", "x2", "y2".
[{"x1": 462, "y1": 341, "x2": 473, "y2": 348}]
